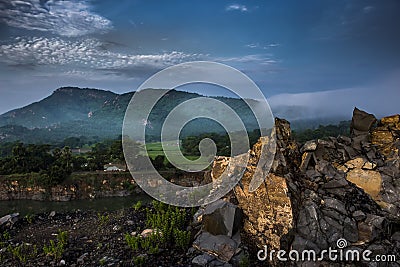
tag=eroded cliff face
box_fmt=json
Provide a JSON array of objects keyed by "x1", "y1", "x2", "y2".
[{"x1": 212, "y1": 108, "x2": 400, "y2": 266}]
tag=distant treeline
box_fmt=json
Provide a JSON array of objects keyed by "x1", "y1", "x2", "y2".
[{"x1": 292, "y1": 121, "x2": 351, "y2": 143}]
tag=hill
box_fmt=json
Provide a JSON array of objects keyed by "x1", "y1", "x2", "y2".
[{"x1": 0, "y1": 87, "x2": 260, "y2": 144}]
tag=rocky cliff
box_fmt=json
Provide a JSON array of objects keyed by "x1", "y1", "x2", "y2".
[{"x1": 211, "y1": 108, "x2": 400, "y2": 266}]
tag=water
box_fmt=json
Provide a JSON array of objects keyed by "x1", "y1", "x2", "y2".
[{"x1": 0, "y1": 194, "x2": 153, "y2": 217}]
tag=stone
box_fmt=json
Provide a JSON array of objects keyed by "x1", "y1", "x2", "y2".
[
  {"x1": 392, "y1": 232, "x2": 400, "y2": 242},
  {"x1": 291, "y1": 235, "x2": 321, "y2": 254},
  {"x1": 301, "y1": 140, "x2": 318, "y2": 153},
  {"x1": 345, "y1": 158, "x2": 366, "y2": 169},
  {"x1": 357, "y1": 215, "x2": 386, "y2": 243},
  {"x1": 323, "y1": 197, "x2": 347, "y2": 214},
  {"x1": 77, "y1": 253, "x2": 88, "y2": 264},
  {"x1": 343, "y1": 217, "x2": 358, "y2": 242},
  {"x1": 49, "y1": 211, "x2": 56, "y2": 218},
  {"x1": 192, "y1": 253, "x2": 215, "y2": 266},
  {"x1": 322, "y1": 176, "x2": 348, "y2": 189},
  {"x1": 350, "y1": 107, "x2": 377, "y2": 135},
  {"x1": 192, "y1": 231, "x2": 239, "y2": 262},
  {"x1": 346, "y1": 169, "x2": 382, "y2": 202},
  {"x1": 209, "y1": 121, "x2": 296, "y2": 255},
  {"x1": 140, "y1": 229, "x2": 162, "y2": 238},
  {"x1": 362, "y1": 161, "x2": 377, "y2": 170},
  {"x1": 202, "y1": 199, "x2": 242, "y2": 237},
  {"x1": 0, "y1": 213, "x2": 19, "y2": 227},
  {"x1": 352, "y1": 210, "x2": 366, "y2": 221}
]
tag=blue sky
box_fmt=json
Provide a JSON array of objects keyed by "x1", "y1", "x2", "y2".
[{"x1": 0, "y1": 0, "x2": 399, "y2": 117}]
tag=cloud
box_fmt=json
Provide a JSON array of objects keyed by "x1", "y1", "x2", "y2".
[
  {"x1": 245, "y1": 43, "x2": 280, "y2": 49},
  {"x1": 363, "y1": 5, "x2": 375, "y2": 14},
  {"x1": 268, "y1": 81, "x2": 400, "y2": 120},
  {"x1": 226, "y1": 4, "x2": 248, "y2": 12},
  {"x1": 0, "y1": 37, "x2": 203, "y2": 72},
  {"x1": 0, "y1": 0, "x2": 112, "y2": 37},
  {"x1": 215, "y1": 54, "x2": 277, "y2": 65}
]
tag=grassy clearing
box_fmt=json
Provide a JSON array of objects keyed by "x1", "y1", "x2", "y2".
[{"x1": 145, "y1": 142, "x2": 212, "y2": 170}]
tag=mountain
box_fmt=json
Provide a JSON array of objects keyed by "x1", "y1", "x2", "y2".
[{"x1": 0, "y1": 87, "x2": 260, "y2": 144}]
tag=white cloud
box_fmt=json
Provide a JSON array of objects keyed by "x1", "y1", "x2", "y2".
[
  {"x1": 0, "y1": 0, "x2": 112, "y2": 37},
  {"x1": 245, "y1": 43, "x2": 280, "y2": 49},
  {"x1": 363, "y1": 5, "x2": 375, "y2": 14},
  {"x1": 268, "y1": 81, "x2": 400, "y2": 120},
  {"x1": 0, "y1": 37, "x2": 202, "y2": 71},
  {"x1": 226, "y1": 4, "x2": 248, "y2": 12},
  {"x1": 215, "y1": 54, "x2": 277, "y2": 65}
]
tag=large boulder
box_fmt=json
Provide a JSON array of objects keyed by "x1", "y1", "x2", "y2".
[
  {"x1": 211, "y1": 118, "x2": 298, "y2": 256},
  {"x1": 350, "y1": 107, "x2": 377, "y2": 136}
]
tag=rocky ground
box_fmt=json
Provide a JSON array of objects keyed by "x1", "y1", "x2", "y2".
[{"x1": 0, "y1": 205, "x2": 196, "y2": 266}]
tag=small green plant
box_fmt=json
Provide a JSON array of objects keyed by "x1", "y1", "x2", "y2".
[
  {"x1": 124, "y1": 232, "x2": 160, "y2": 254},
  {"x1": 99, "y1": 257, "x2": 106, "y2": 266},
  {"x1": 125, "y1": 234, "x2": 141, "y2": 251},
  {"x1": 173, "y1": 229, "x2": 191, "y2": 249},
  {"x1": 132, "y1": 255, "x2": 146, "y2": 266},
  {"x1": 239, "y1": 253, "x2": 250, "y2": 267},
  {"x1": 25, "y1": 213, "x2": 34, "y2": 224},
  {"x1": 125, "y1": 200, "x2": 191, "y2": 257},
  {"x1": 97, "y1": 212, "x2": 110, "y2": 226},
  {"x1": 7, "y1": 243, "x2": 38, "y2": 264},
  {"x1": 133, "y1": 200, "x2": 143, "y2": 211},
  {"x1": 43, "y1": 230, "x2": 68, "y2": 260},
  {"x1": 2, "y1": 231, "x2": 10, "y2": 241}
]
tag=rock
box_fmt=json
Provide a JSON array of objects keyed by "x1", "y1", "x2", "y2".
[
  {"x1": 192, "y1": 231, "x2": 239, "y2": 262},
  {"x1": 77, "y1": 253, "x2": 88, "y2": 264},
  {"x1": 343, "y1": 217, "x2": 358, "y2": 242},
  {"x1": 193, "y1": 207, "x2": 205, "y2": 225},
  {"x1": 191, "y1": 253, "x2": 215, "y2": 266},
  {"x1": 345, "y1": 158, "x2": 366, "y2": 169},
  {"x1": 350, "y1": 107, "x2": 377, "y2": 135},
  {"x1": 346, "y1": 169, "x2": 382, "y2": 202},
  {"x1": 202, "y1": 199, "x2": 242, "y2": 237},
  {"x1": 291, "y1": 235, "x2": 321, "y2": 254},
  {"x1": 49, "y1": 211, "x2": 56, "y2": 218},
  {"x1": 126, "y1": 220, "x2": 134, "y2": 226},
  {"x1": 322, "y1": 176, "x2": 348, "y2": 189},
  {"x1": 352, "y1": 210, "x2": 366, "y2": 221},
  {"x1": 0, "y1": 213, "x2": 19, "y2": 227},
  {"x1": 358, "y1": 214, "x2": 386, "y2": 243},
  {"x1": 362, "y1": 161, "x2": 377, "y2": 170},
  {"x1": 59, "y1": 259, "x2": 66, "y2": 265},
  {"x1": 392, "y1": 232, "x2": 400, "y2": 242},
  {"x1": 323, "y1": 197, "x2": 347, "y2": 214},
  {"x1": 301, "y1": 140, "x2": 318, "y2": 153},
  {"x1": 140, "y1": 229, "x2": 161, "y2": 238}
]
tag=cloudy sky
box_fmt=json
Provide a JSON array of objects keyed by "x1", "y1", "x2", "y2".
[{"x1": 0, "y1": 0, "x2": 399, "y2": 117}]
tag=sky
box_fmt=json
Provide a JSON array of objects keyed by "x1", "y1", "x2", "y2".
[{"x1": 0, "y1": 0, "x2": 399, "y2": 118}]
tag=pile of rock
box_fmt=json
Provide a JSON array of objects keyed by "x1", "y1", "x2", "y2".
[
  {"x1": 208, "y1": 107, "x2": 400, "y2": 266},
  {"x1": 190, "y1": 199, "x2": 247, "y2": 266}
]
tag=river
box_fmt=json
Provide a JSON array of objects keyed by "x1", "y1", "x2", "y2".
[{"x1": 0, "y1": 194, "x2": 153, "y2": 217}]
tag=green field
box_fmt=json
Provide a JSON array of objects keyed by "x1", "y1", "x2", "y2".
[{"x1": 145, "y1": 141, "x2": 211, "y2": 169}]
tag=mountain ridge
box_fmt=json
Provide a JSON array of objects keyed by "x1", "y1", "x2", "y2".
[{"x1": 0, "y1": 87, "x2": 260, "y2": 143}]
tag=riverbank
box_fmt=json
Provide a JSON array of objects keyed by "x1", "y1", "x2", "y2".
[
  {"x1": 0, "y1": 171, "x2": 208, "y2": 202},
  {"x1": 0, "y1": 172, "x2": 137, "y2": 201}
]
